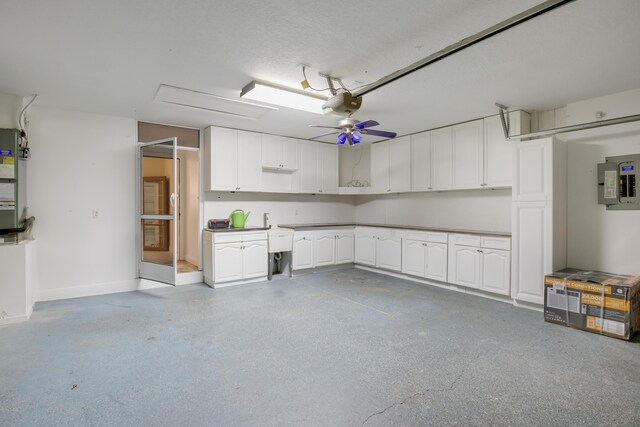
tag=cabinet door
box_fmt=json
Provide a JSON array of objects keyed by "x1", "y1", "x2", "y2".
[
  {"x1": 370, "y1": 141, "x2": 390, "y2": 193},
  {"x1": 512, "y1": 201, "x2": 552, "y2": 304},
  {"x1": 452, "y1": 120, "x2": 483, "y2": 190},
  {"x1": 355, "y1": 234, "x2": 376, "y2": 266},
  {"x1": 314, "y1": 234, "x2": 336, "y2": 267},
  {"x1": 481, "y1": 249, "x2": 510, "y2": 296},
  {"x1": 425, "y1": 242, "x2": 448, "y2": 282},
  {"x1": 281, "y1": 137, "x2": 299, "y2": 170},
  {"x1": 513, "y1": 138, "x2": 552, "y2": 201},
  {"x1": 318, "y1": 143, "x2": 339, "y2": 194},
  {"x1": 430, "y1": 127, "x2": 453, "y2": 190},
  {"x1": 451, "y1": 246, "x2": 482, "y2": 288},
  {"x1": 411, "y1": 131, "x2": 431, "y2": 192},
  {"x1": 261, "y1": 134, "x2": 283, "y2": 169},
  {"x1": 242, "y1": 241, "x2": 268, "y2": 279},
  {"x1": 483, "y1": 113, "x2": 517, "y2": 188},
  {"x1": 292, "y1": 235, "x2": 314, "y2": 270},
  {"x1": 389, "y1": 136, "x2": 411, "y2": 193},
  {"x1": 402, "y1": 239, "x2": 426, "y2": 277},
  {"x1": 376, "y1": 236, "x2": 402, "y2": 271},
  {"x1": 298, "y1": 140, "x2": 318, "y2": 194},
  {"x1": 211, "y1": 127, "x2": 238, "y2": 191},
  {"x1": 335, "y1": 233, "x2": 355, "y2": 264},
  {"x1": 236, "y1": 130, "x2": 262, "y2": 192},
  {"x1": 214, "y1": 243, "x2": 243, "y2": 283}
]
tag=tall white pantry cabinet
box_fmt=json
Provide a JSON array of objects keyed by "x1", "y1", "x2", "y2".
[{"x1": 511, "y1": 136, "x2": 567, "y2": 305}]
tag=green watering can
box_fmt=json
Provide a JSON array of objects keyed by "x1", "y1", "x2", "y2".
[{"x1": 229, "y1": 209, "x2": 250, "y2": 229}]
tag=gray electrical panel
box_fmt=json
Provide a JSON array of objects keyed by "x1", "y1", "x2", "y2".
[
  {"x1": 598, "y1": 154, "x2": 640, "y2": 210},
  {"x1": 0, "y1": 128, "x2": 26, "y2": 229}
]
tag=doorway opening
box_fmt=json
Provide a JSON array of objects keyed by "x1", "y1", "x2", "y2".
[{"x1": 138, "y1": 122, "x2": 200, "y2": 285}]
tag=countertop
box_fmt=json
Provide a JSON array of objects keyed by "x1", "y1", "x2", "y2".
[
  {"x1": 277, "y1": 223, "x2": 511, "y2": 237},
  {"x1": 204, "y1": 226, "x2": 270, "y2": 233}
]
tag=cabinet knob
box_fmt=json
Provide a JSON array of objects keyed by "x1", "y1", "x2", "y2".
[{"x1": 477, "y1": 249, "x2": 483, "y2": 253}]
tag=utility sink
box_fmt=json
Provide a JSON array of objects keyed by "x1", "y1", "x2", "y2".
[{"x1": 267, "y1": 227, "x2": 294, "y2": 253}]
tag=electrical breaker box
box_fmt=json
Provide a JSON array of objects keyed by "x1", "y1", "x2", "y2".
[
  {"x1": 597, "y1": 154, "x2": 640, "y2": 210},
  {"x1": 0, "y1": 129, "x2": 26, "y2": 230}
]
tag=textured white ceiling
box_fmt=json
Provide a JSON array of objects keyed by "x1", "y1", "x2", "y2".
[{"x1": 0, "y1": 0, "x2": 639, "y2": 142}]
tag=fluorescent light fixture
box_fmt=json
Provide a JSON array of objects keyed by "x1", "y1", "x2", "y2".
[
  {"x1": 240, "y1": 81, "x2": 327, "y2": 114},
  {"x1": 155, "y1": 84, "x2": 276, "y2": 120}
]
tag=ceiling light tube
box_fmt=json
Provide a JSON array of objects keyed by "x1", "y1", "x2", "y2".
[{"x1": 240, "y1": 81, "x2": 327, "y2": 114}]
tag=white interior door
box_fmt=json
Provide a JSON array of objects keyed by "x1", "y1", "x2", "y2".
[{"x1": 138, "y1": 138, "x2": 178, "y2": 285}]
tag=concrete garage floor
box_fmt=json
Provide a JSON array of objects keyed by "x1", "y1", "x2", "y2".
[{"x1": 1, "y1": 269, "x2": 639, "y2": 426}]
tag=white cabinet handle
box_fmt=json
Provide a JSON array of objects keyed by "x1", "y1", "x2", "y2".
[{"x1": 169, "y1": 193, "x2": 176, "y2": 207}]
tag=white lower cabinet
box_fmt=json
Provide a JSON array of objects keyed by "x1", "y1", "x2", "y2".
[
  {"x1": 450, "y1": 245, "x2": 482, "y2": 288},
  {"x1": 376, "y1": 236, "x2": 402, "y2": 271},
  {"x1": 355, "y1": 232, "x2": 377, "y2": 266},
  {"x1": 292, "y1": 229, "x2": 355, "y2": 270},
  {"x1": 481, "y1": 249, "x2": 511, "y2": 295},
  {"x1": 213, "y1": 243, "x2": 244, "y2": 283},
  {"x1": 292, "y1": 234, "x2": 314, "y2": 270},
  {"x1": 203, "y1": 230, "x2": 268, "y2": 287},
  {"x1": 401, "y1": 233, "x2": 448, "y2": 282},
  {"x1": 336, "y1": 233, "x2": 355, "y2": 264},
  {"x1": 314, "y1": 233, "x2": 336, "y2": 267},
  {"x1": 448, "y1": 234, "x2": 511, "y2": 296},
  {"x1": 354, "y1": 228, "x2": 402, "y2": 272}
]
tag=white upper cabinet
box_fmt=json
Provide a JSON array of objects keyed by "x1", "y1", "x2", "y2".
[
  {"x1": 513, "y1": 137, "x2": 553, "y2": 201},
  {"x1": 389, "y1": 136, "x2": 411, "y2": 193},
  {"x1": 236, "y1": 130, "x2": 263, "y2": 192},
  {"x1": 370, "y1": 141, "x2": 390, "y2": 194},
  {"x1": 411, "y1": 131, "x2": 431, "y2": 192},
  {"x1": 297, "y1": 139, "x2": 318, "y2": 194},
  {"x1": 430, "y1": 127, "x2": 454, "y2": 190},
  {"x1": 317, "y1": 143, "x2": 339, "y2": 194},
  {"x1": 452, "y1": 119, "x2": 483, "y2": 190},
  {"x1": 204, "y1": 127, "x2": 261, "y2": 192},
  {"x1": 262, "y1": 134, "x2": 298, "y2": 171},
  {"x1": 370, "y1": 137, "x2": 411, "y2": 194},
  {"x1": 483, "y1": 111, "x2": 529, "y2": 188}
]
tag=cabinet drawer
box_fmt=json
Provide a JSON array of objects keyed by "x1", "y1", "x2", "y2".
[
  {"x1": 212, "y1": 233, "x2": 242, "y2": 244},
  {"x1": 481, "y1": 236, "x2": 511, "y2": 250},
  {"x1": 212, "y1": 231, "x2": 267, "y2": 244},
  {"x1": 426, "y1": 232, "x2": 448, "y2": 243},
  {"x1": 404, "y1": 231, "x2": 427, "y2": 241},
  {"x1": 241, "y1": 231, "x2": 268, "y2": 242},
  {"x1": 451, "y1": 234, "x2": 481, "y2": 247}
]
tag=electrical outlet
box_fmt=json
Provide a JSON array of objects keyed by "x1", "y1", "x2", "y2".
[{"x1": 92, "y1": 210, "x2": 99, "y2": 219}]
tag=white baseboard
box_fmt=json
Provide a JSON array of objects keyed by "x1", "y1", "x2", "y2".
[
  {"x1": 0, "y1": 306, "x2": 32, "y2": 326},
  {"x1": 354, "y1": 265, "x2": 542, "y2": 310},
  {"x1": 35, "y1": 278, "x2": 168, "y2": 302}
]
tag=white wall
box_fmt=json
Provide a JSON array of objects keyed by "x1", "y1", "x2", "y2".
[
  {"x1": 339, "y1": 145, "x2": 371, "y2": 187},
  {"x1": 355, "y1": 189, "x2": 512, "y2": 232},
  {"x1": 204, "y1": 192, "x2": 356, "y2": 228},
  {"x1": 0, "y1": 91, "x2": 21, "y2": 128},
  {"x1": 27, "y1": 107, "x2": 141, "y2": 300},
  {"x1": 562, "y1": 88, "x2": 640, "y2": 275}
]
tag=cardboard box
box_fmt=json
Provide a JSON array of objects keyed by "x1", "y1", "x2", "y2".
[{"x1": 544, "y1": 269, "x2": 640, "y2": 340}]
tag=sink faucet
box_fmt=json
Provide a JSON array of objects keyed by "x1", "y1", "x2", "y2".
[{"x1": 263, "y1": 212, "x2": 270, "y2": 229}]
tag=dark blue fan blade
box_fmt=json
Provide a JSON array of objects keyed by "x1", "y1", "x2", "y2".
[
  {"x1": 337, "y1": 133, "x2": 347, "y2": 145},
  {"x1": 355, "y1": 120, "x2": 379, "y2": 129},
  {"x1": 363, "y1": 129, "x2": 397, "y2": 138}
]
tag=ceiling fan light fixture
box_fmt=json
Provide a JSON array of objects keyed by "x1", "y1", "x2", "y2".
[
  {"x1": 351, "y1": 132, "x2": 362, "y2": 144},
  {"x1": 240, "y1": 80, "x2": 327, "y2": 114},
  {"x1": 337, "y1": 133, "x2": 347, "y2": 145}
]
